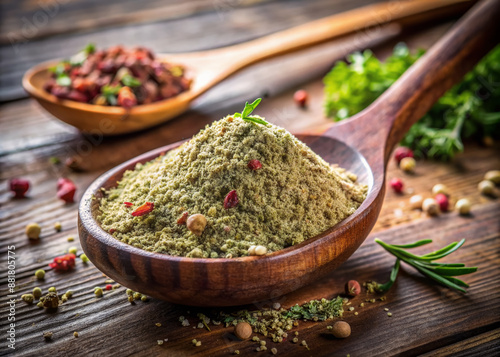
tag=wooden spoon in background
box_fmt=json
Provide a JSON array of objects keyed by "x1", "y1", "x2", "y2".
[
  {"x1": 23, "y1": 0, "x2": 474, "y2": 135},
  {"x1": 79, "y1": 0, "x2": 499, "y2": 306}
]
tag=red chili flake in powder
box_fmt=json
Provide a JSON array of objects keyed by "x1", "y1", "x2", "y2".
[
  {"x1": 49, "y1": 253, "x2": 76, "y2": 271},
  {"x1": 109, "y1": 229, "x2": 116, "y2": 234},
  {"x1": 124, "y1": 202, "x2": 134, "y2": 207},
  {"x1": 105, "y1": 284, "x2": 113, "y2": 291},
  {"x1": 247, "y1": 159, "x2": 262, "y2": 171},
  {"x1": 224, "y1": 190, "x2": 239, "y2": 209},
  {"x1": 131, "y1": 202, "x2": 154, "y2": 217},
  {"x1": 177, "y1": 211, "x2": 189, "y2": 225}
]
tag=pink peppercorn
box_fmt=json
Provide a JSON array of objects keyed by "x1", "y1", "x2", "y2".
[
  {"x1": 293, "y1": 90, "x2": 308, "y2": 107},
  {"x1": 57, "y1": 180, "x2": 77, "y2": 203},
  {"x1": 435, "y1": 193, "x2": 449, "y2": 212},
  {"x1": 394, "y1": 147, "x2": 414, "y2": 164},
  {"x1": 390, "y1": 178, "x2": 404, "y2": 193},
  {"x1": 9, "y1": 178, "x2": 30, "y2": 198}
]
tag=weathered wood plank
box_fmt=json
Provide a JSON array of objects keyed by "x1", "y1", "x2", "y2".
[
  {"x1": 0, "y1": 0, "x2": 382, "y2": 101},
  {"x1": 420, "y1": 329, "x2": 500, "y2": 357},
  {"x1": 0, "y1": 0, "x2": 271, "y2": 44}
]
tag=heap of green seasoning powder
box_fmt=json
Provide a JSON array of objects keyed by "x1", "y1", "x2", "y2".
[{"x1": 99, "y1": 101, "x2": 367, "y2": 258}]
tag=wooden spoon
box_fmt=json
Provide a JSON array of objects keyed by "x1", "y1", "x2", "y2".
[
  {"x1": 78, "y1": 0, "x2": 499, "y2": 306},
  {"x1": 24, "y1": 0, "x2": 473, "y2": 135}
]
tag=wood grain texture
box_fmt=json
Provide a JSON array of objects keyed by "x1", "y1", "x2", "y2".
[
  {"x1": 2, "y1": 191, "x2": 499, "y2": 357},
  {"x1": 1, "y1": 0, "x2": 383, "y2": 102},
  {"x1": 0, "y1": 0, "x2": 271, "y2": 44},
  {"x1": 1, "y1": 0, "x2": 499, "y2": 355}
]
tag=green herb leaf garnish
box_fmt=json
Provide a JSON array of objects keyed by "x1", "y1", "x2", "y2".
[
  {"x1": 70, "y1": 43, "x2": 96, "y2": 66},
  {"x1": 102, "y1": 84, "x2": 122, "y2": 95},
  {"x1": 56, "y1": 74, "x2": 71, "y2": 87},
  {"x1": 102, "y1": 84, "x2": 122, "y2": 106},
  {"x1": 234, "y1": 98, "x2": 268, "y2": 125},
  {"x1": 323, "y1": 43, "x2": 500, "y2": 160},
  {"x1": 375, "y1": 238, "x2": 477, "y2": 293},
  {"x1": 84, "y1": 43, "x2": 96, "y2": 55},
  {"x1": 50, "y1": 62, "x2": 68, "y2": 75},
  {"x1": 121, "y1": 74, "x2": 141, "y2": 87}
]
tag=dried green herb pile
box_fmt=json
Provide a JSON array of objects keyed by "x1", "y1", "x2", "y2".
[
  {"x1": 181, "y1": 296, "x2": 344, "y2": 343},
  {"x1": 99, "y1": 101, "x2": 367, "y2": 258}
]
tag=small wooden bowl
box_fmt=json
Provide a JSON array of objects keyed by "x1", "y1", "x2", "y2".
[{"x1": 78, "y1": 134, "x2": 380, "y2": 306}]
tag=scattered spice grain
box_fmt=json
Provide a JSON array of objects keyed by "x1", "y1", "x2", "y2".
[
  {"x1": 331, "y1": 321, "x2": 351, "y2": 338},
  {"x1": 399, "y1": 157, "x2": 416, "y2": 172},
  {"x1": 10, "y1": 178, "x2": 30, "y2": 198},
  {"x1": 33, "y1": 287, "x2": 42, "y2": 299},
  {"x1": 54, "y1": 222, "x2": 62, "y2": 232},
  {"x1": 43, "y1": 332, "x2": 53, "y2": 341},
  {"x1": 345, "y1": 280, "x2": 361, "y2": 296},
  {"x1": 234, "y1": 322, "x2": 252, "y2": 340},
  {"x1": 484, "y1": 170, "x2": 500, "y2": 184},
  {"x1": 21, "y1": 294, "x2": 34, "y2": 304},
  {"x1": 455, "y1": 198, "x2": 471, "y2": 215},
  {"x1": 478, "y1": 180, "x2": 495, "y2": 196},
  {"x1": 35, "y1": 269, "x2": 45, "y2": 280},
  {"x1": 26, "y1": 223, "x2": 41, "y2": 240}
]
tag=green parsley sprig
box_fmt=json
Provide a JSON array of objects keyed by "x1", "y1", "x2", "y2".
[
  {"x1": 234, "y1": 98, "x2": 268, "y2": 125},
  {"x1": 323, "y1": 43, "x2": 500, "y2": 160},
  {"x1": 375, "y1": 238, "x2": 478, "y2": 293},
  {"x1": 101, "y1": 84, "x2": 122, "y2": 106}
]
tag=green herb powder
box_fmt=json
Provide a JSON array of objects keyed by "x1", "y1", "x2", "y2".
[{"x1": 99, "y1": 114, "x2": 367, "y2": 257}]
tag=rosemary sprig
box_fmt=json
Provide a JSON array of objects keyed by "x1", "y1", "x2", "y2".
[
  {"x1": 234, "y1": 98, "x2": 268, "y2": 125},
  {"x1": 375, "y1": 238, "x2": 478, "y2": 293}
]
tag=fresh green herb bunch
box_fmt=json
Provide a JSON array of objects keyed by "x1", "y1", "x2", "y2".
[
  {"x1": 234, "y1": 98, "x2": 268, "y2": 125},
  {"x1": 324, "y1": 43, "x2": 500, "y2": 160},
  {"x1": 375, "y1": 238, "x2": 478, "y2": 293}
]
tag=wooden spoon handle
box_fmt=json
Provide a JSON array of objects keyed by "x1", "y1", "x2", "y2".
[
  {"x1": 229, "y1": 0, "x2": 472, "y2": 68},
  {"x1": 368, "y1": 0, "x2": 500, "y2": 163}
]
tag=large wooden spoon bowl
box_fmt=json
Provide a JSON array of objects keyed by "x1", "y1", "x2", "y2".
[
  {"x1": 78, "y1": 0, "x2": 499, "y2": 306},
  {"x1": 24, "y1": 0, "x2": 472, "y2": 135}
]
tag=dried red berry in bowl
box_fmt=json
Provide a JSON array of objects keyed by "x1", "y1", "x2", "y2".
[{"x1": 224, "y1": 190, "x2": 239, "y2": 209}]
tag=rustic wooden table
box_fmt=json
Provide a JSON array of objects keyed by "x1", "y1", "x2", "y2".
[{"x1": 1, "y1": 1, "x2": 499, "y2": 356}]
